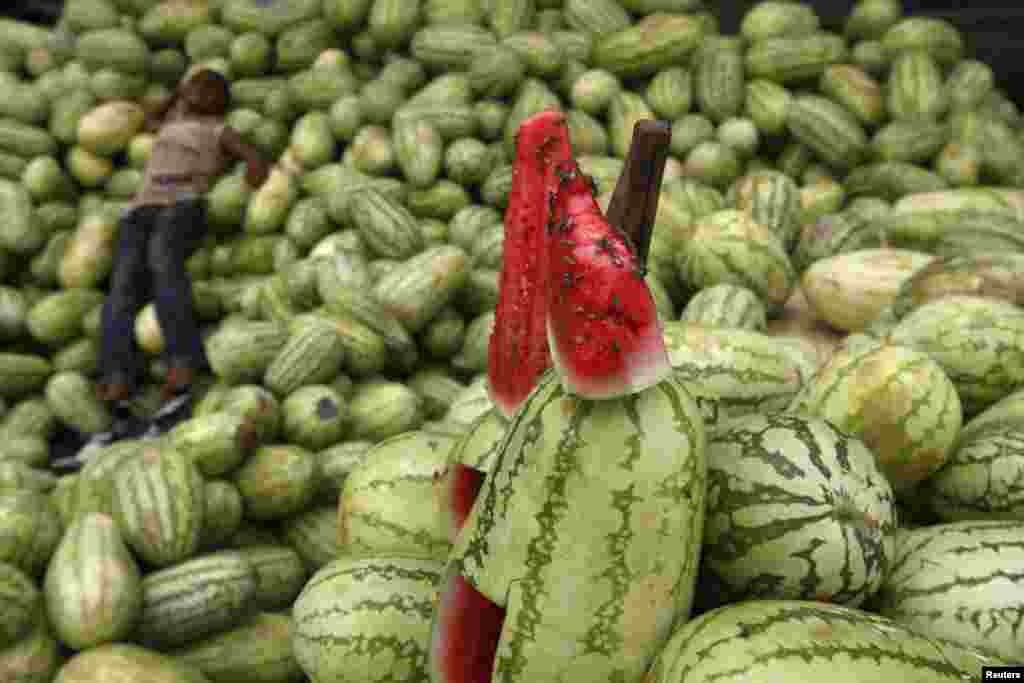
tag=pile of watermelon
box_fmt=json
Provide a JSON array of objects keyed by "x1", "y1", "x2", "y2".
[{"x1": 0, "y1": 0, "x2": 1023, "y2": 681}]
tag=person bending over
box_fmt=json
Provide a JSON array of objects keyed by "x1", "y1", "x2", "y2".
[{"x1": 95, "y1": 68, "x2": 270, "y2": 432}]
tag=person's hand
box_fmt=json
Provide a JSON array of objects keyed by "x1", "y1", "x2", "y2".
[{"x1": 245, "y1": 159, "x2": 270, "y2": 188}]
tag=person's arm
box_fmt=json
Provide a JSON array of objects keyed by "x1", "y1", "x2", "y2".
[{"x1": 220, "y1": 126, "x2": 271, "y2": 188}]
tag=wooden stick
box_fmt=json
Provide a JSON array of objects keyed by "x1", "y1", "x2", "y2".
[{"x1": 604, "y1": 119, "x2": 672, "y2": 272}]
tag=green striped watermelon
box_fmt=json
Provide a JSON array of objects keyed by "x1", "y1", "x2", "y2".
[
  {"x1": 219, "y1": 385, "x2": 283, "y2": 444},
  {"x1": 704, "y1": 413, "x2": 896, "y2": 607},
  {"x1": 679, "y1": 284, "x2": 768, "y2": 331},
  {"x1": 890, "y1": 252, "x2": 1024, "y2": 319},
  {"x1": 292, "y1": 556, "x2": 442, "y2": 683},
  {"x1": 728, "y1": 169, "x2": 803, "y2": 251},
  {"x1": 231, "y1": 445, "x2": 320, "y2": 521},
  {"x1": 0, "y1": 490, "x2": 63, "y2": 577},
  {"x1": 315, "y1": 440, "x2": 375, "y2": 504},
  {"x1": 235, "y1": 545, "x2": 308, "y2": 613},
  {"x1": 44, "y1": 512, "x2": 142, "y2": 651},
  {"x1": 136, "y1": 550, "x2": 258, "y2": 650},
  {"x1": 112, "y1": 445, "x2": 206, "y2": 568},
  {"x1": 664, "y1": 321, "x2": 820, "y2": 422},
  {"x1": 647, "y1": 600, "x2": 1007, "y2": 683},
  {"x1": 792, "y1": 210, "x2": 881, "y2": 274},
  {"x1": 887, "y1": 295, "x2": 1024, "y2": 416},
  {"x1": 170, "y1": 612, "x2": 303, "y2": 683},
  {"x1": 199, "y1": 480, "x2": 244, "y2": 551},
  {"x1": 676, "y1": 209, "x2": 796, "y2": 313},
  {"x1": 169, "y1": 412, "x2": 259, "y2": 478},
  {"x1": 923, "y1": 389, "x2": 1024, "y2": 521},
  {"x1": 788, "y1": 336, "x2": 962, "y2": 495},
  {"x1": 339, "y1": 428, "x2": 459, "y2": 562},
  {"x1": 65, "y1": 439, "x2": 142, "y2": 524},
  {"x1": 953, "y1": 387, "x2": 1024, "y2": 438},
  {"x1": 872, "y1": 520, "x2": 1024, "y2": 661},
  {"x1": 436, "y1": 369, "x2": 706, "y2": 683},
  {"x1": 281, "y1": 384, "x2": 348, "y2": 451},
  {"x1": 800, "y1": 248, "x2": 936, "y2": 334},
  {"x1": 279, "y1": 504, "x2": 340, "y2": 573}
]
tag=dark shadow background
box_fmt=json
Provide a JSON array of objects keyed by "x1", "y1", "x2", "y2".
[{"x1": 2, "y1": 1, "x2": 1021, "y2": 104}]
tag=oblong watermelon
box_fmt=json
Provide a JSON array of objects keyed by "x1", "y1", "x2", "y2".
[
  {"x1": 436, "y1": 369, "x2": 706, "y2": 682},
  {"x1": 872, "y1": 520, "x2": 1024, "y2": 662},
  {"x1": 647, "y1": 600, "x2": 1007, "y2": 683},
  {"x1": 888, "y1": 295, "x2": 1024, "y2": 416}
]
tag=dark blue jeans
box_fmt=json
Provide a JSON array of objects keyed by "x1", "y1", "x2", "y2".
[{"x1": 98, "y1": 198, "x2": 209, "y2": 395}]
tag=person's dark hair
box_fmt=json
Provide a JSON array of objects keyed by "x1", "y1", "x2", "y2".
[{"x1": 185, "y1": 69, "x2": 231, "y2": 114}]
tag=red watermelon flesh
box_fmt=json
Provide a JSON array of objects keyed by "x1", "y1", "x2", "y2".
[
  {"x1": 430, "y1": 566, "x2": 505, "y2": 683},
  {"x1": 545, "y1": 160, "x2": 672, "y2": 400},
  {"x1": 487, "y1": 110, "x2": 573, "y2": 420},
  {"x1": 446, "y1": 463, "x2": 486, "y2": 538}
]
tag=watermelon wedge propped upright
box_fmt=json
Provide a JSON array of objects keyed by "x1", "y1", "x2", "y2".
[
  {"x1": 545, "y1": 152, "x2": 672, "y2": 399},
  {"x1": 486, "y1": 109, "x2": 574, "y2": 421}
]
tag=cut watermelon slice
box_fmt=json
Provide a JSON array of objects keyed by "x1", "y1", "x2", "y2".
[
  {"x1": 486, "y1": 110, "x2": 574, "y2": 421},
  {"x1": 446, "y1": 463, "x2": 486, "y2": 535},
  {"x1": 430, "y1": 565, "x2": 505, "y2": 683},
  {"x1": 546, "y1": 151, "x2": 672, "y2": 400}
]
